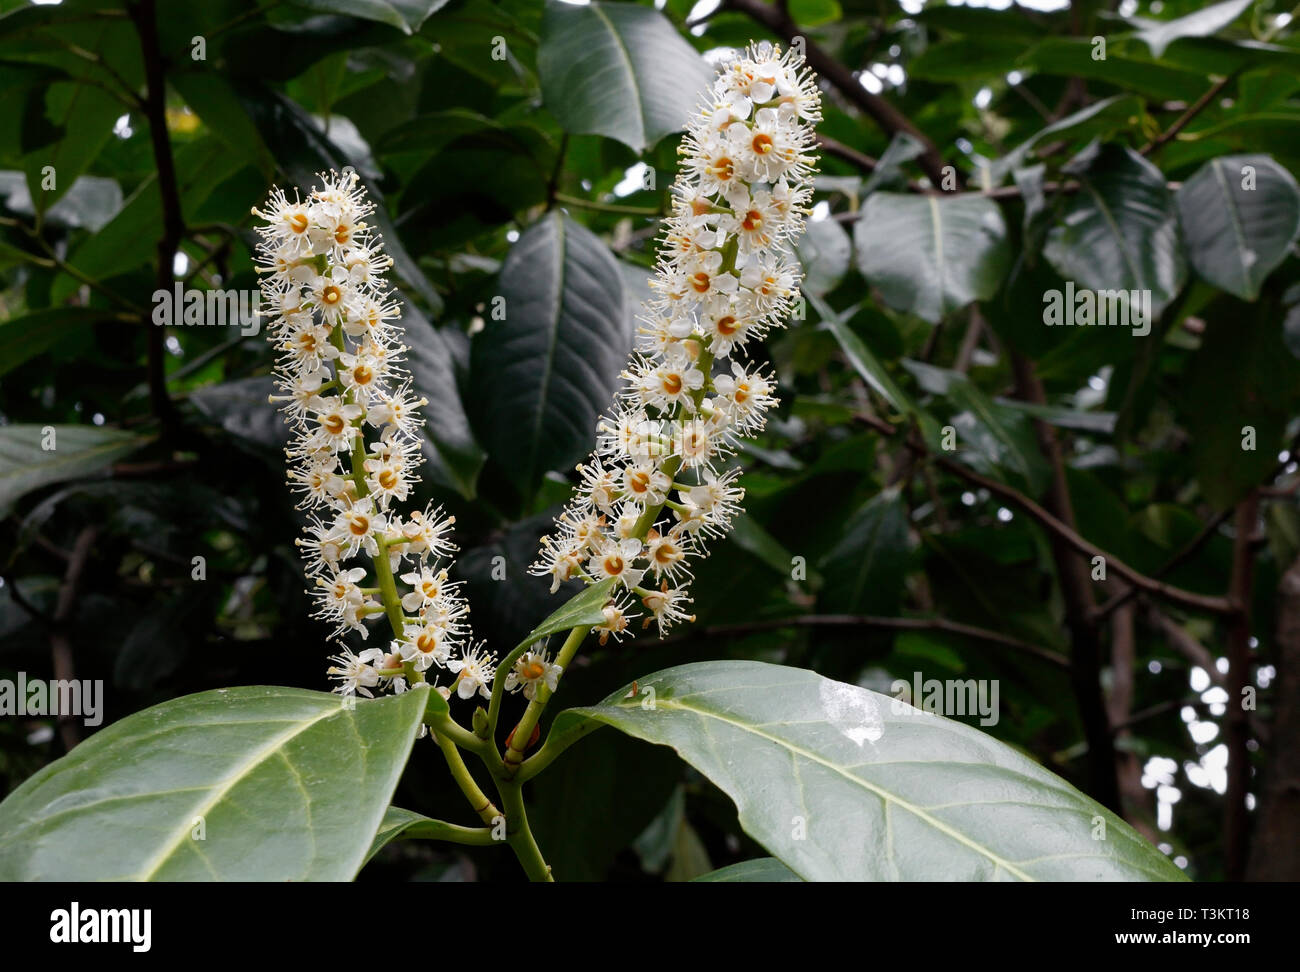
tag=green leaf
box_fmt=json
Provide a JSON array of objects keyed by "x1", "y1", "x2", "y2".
[
  {"x1": 854, "y1": 192, "x2": 1010, "y2": 324},
  {"x1": 0, "y1": 424, "x2": 148, "y2": 516},
  {"x1": 796, "y1": 216, "x2": 851, "y2": 296},
  {"x1": 903, "y1": 360, "x2": 1052, "y2": 496},
  {"x1": 285, "y1": 0, "x2": 414, "y2": 33},
  {"x1": 1176, "y1": 154, "x2": 1300, "y2": 301},
  {"x1": 0, "y1": 307, "x2": 114, "y2": 377},
  {"x1": 537, "y1": 0, "x2": 714, "y2": 153},
  {"x1": 817, "y1": 489, "x2": 909, "y2": 614},
  {"x1": 468, "y1": 211, "x2": 629, "y2": 494},
  {"x1": 1042, "y1": 144, "x2": 1187, "y2": 318},
  {"x1": 989, "y1": 96, "x2": 1145, "y2": 186},
  {"x1": 365, "y1": 805, "x2": 495, "y2": 865},
  {"x1": 520, "y1": 576, "x2": 617, "y2": 649},
  {"x1": 23, "y1": 81, "x2": 120, "y2": 213},
  {"x1": 811, "y1": 293, "x2": 913, "y2": 417},
  {"x1": 0, "y1": 686, "x2": 429, "y2": 880},
  {"x1": 51, "y1": 138, "x2": 245, "y2": 305},
  {"x1": 401, "y1": 305, "x2": 485, "y2": 499},
  {"x1": 693, "y1": 857, "x2": 803, "y2": 882},
  {"x1": 552, "y1": 661, "x2": 1187, "y2": 881},
  {"x1": 1127, "y1": 0, "x2": 1253, "y2": 59},
  {"x1": 237, "y1": 85, "x2": 443, "y2": 315}
]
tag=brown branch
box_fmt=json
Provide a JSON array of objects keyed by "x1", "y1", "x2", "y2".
[
  {"x1": 654, "y1": 613, "x2": 1069, "y2": 667},
  {"x1": 1224, "y1": 490, "x2": 1259, "y2": 881},
  {"x1": 50, "y1": 527, "x2": 97, "y2": 752},
  {"x1": 129, "y1": 0, "x2": 182, "y2": 435},
  {"x1": 852, "y1": 412, "x2": 1236, "y2": 617},
  {"x1": 1140, "y1": 74, "x2": 1235, "y2": 157},
  {"x1": 932, "y1": 454, "x2": 1234, "y2": 616},
  {"x1": 721, "y1": 0, "x2": 959, "y2": 190},
  {"x1": 1009, "y1": 353, "x2": 1118, "y2": 811},
  {"x1": 1109, "y1": 604, "x2": 1157, "y2": 841},
  {"x1": 817, "y1": 134, "x2": 879, "y2": 174},
  {"x1": 1248, "y1": 552, "x2": 1300, "y2": 879}
]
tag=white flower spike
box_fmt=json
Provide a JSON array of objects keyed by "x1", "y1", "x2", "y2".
[
  {"x1": 530, "y1": 42, "x2": 821, "y2": 639},
  {"x1": 255, "y1": 170, "x2": 483, "y2": 698}
]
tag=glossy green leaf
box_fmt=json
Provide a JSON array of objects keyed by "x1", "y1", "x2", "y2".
[
  {"x1": 468, "y1": 211, "x2": 629, "y2": 494},
  {"x1": 402, "y1": 304, "x2": 485, "y2": 499},
  {"x1": 0, "y1": 424, "x2": 149, "y2": 516},
  {"x1": 0, "y1": 307, "x2": 114, "y2": 377},
  {"x1": 521, "y1": 576, "x2": 617, "y2": 649},
  {"x1": 694, "y1": 857, "x2": 803, "y2": 882},
  {"x1": 1042, "y1": 144, "x2": 1187, "y2": 317},
  {"x1": 286, "y1": 0, "x2": 448, "y2": 33},
  {"x1": 854, "y1": 192, "x2": 1010, "y2": 324},
  {"x1": 552, "y1": 661, "x2": 1187, "y2": 881},
  {"x1": 1176, "y1": 154, "x2": 1300, "y2": 301},
  {"x1": 0, "y1": 686, "x2": 429, "y2": 880},
  {"x1": 365, "y1": 806, "x2": 497, "y2": 865},
  {"x1": 797, "y1": 216, "x2": 851, "y2": 296},
  {"x1": 537, "y1": 0, "x2": 714, "y2": 153}
]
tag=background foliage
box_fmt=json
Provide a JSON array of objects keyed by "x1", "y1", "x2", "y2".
[{"x1": 2, "y1": 0, "x2": 1299, "y2": 881}]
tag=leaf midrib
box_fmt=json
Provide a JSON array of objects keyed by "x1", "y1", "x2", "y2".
[{"x1": 647, "y1": 696, "x2": 1037, "y2": 881}]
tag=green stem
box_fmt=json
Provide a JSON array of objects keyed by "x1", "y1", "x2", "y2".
[
  {"x1": 395, "y1": 820, "x2": 501, "y2": 847},
  {"x1": 553, "y1": 192, "x2": 660, "y2": 217},
  {"x1": 498, "y1": 780, "x2": 553, "y2": 882},
  {"x1": 503, "y1": 625, "x2": 590, "y2": 769},
  {"x1": 433, "y1": 730, "x2": 500, "y2": 827}
]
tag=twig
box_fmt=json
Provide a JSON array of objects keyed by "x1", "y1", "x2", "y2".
[
  {"x1": 1224, "y1": 490, "x2": 1259, "y2": 880},
  {"x1": 50, "y1": 527, "x2": 97, "y2": 751},
  {"x1": 129, "y1": 0, "x2": 183, "y2": 434},
  {"x1": 1141, "y1": 74, "x2": 1236, "y2": 157},
  {"x1": 653, "y1": 612, "x2": 1069, "y2": 667}
]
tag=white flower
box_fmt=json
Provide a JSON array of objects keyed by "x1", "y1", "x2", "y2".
[
  {"x1": 504, "y1": 648, "x2": 562, "y2": 700},
  {"x1": 326, "y1": 647, "x2": 384, "y2": 697},
  {"x1": 448, "y1": 645, "x2": 496, "y2": 700}
]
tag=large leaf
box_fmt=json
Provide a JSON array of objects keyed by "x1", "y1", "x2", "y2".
[
  {"x1": 537, "y1": 0, "x2": 714, "y2": 153},
  {"x1": 468, "y1": 211, "x2": 629, "y2": 494},
  {"x1": 0, "y1": 686, "x2": 429, "y2": 880},
  {"x1": 550, "y1": 661, "x2": 1186, "y2": 881},
  {"x1": 903, "y1": 360, "x2": 1051, "y2": 497},
  {"x1": 0, "y1": 307, "x2": 116, "y2": 377},
  {"x1": 817, "y1": 489, "x2": 909, "y2": 614},
  {"x1": 0, "y1": 424, "x2": 148, "y2": 516},
  {"x1": 854, "y1": 192, "x2": 1010, "y2": 324},
  {"x1": 1042, "y1": 144, "x2": 1187, "y2": 318},
  {"x1": 694, "y1": 857, "x2": 803, "y2": 882},
  {"x1": 1127, "y1": 0, "x2": 1253, "y2": 58},
  {"x1": 1176, "y1": 154, "x2": 1300, "y2": 301},
  {"x1": 401, "y1": 305, "x2": 485, "y2": 499}
]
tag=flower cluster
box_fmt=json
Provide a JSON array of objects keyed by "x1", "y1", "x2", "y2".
[
  {"x1": 254, "y1": 171, "x2": 504, "y2": 699},
  {"x1": 530, "y1": 43, "x2": 821, "y2": 641}
]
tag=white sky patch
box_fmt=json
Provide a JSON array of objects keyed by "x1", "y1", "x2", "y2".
[{"x1": 973, "y1": 87, "x2": 993, "y2": 109}]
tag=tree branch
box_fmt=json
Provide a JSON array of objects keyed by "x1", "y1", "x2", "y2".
[
  {"x1": 1224, "y1": 490, "x2": 1259, "y2": 880},
  {"x1": 129, "y1": 0, "x2": 182, "y2": 435},
  {"x1": 653, "y1": 612, "x2": 1069, "y2": 667}
]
